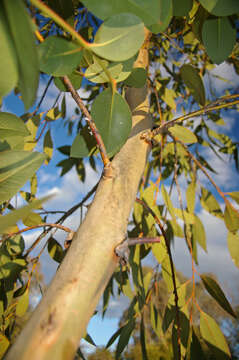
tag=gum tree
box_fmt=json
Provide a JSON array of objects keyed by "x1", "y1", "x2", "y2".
[{"x1": 0, "y1": 0, "x2": 239, "y2": 359}]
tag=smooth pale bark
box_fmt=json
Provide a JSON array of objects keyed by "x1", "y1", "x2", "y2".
[{"x1": 6, "y1": 33, "x2": 152, "y2": 360}]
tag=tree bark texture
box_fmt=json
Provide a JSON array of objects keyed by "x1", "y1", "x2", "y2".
[{"x1": 6, "y1": 31, "x2": 152, "y2": 360}]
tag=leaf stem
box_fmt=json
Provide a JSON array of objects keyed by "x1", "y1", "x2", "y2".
[
  {"x1": 61, "y1": 76, "x2": 110, "y2": 167},
  {"x1": 29, "y1": 0, "x2": 90, "y2": 49}
]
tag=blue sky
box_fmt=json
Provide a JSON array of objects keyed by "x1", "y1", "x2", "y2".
[{"x1": 2, "y1": 60, "x2": 239, "y2": 351}]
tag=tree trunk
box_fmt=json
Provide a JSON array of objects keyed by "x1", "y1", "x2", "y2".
[{"x1": 6, "y1": 31, "x2": 152, "y2": 360}]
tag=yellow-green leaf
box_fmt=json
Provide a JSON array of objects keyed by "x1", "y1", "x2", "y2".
[
  {"x1": 0, "y1": 333, "x2": 10, "y2": 359},
  {"x1": 43, "y1": 129, "x2": 53, "y2": 164},
  {"x1": 169, "y1": 124, "x2": 197, "y2": 143},
  {"x1": 0, "y1": 196, "x2": 51, "y2": 234},
  {"x1": 200, "y1": 311, "x2": 231, "y2": 358},
  {"x1": 152, "y1": 237, "x2": 167, "y2": 264},
  {"x1": 16, "y1": 288, "x2": 29, "y2": 317},
  {"x1": 0, "y1": 6, "x2": 18, "y2": 97},
  {"x1": 227, "y1": 231, "x2": 239, "y2": 268},
  {"x1": 224, "y1": 204, "x2": 239, "y2": 233},
  {"x1": 0, "y1": 150, "x2": 45, "y2": 204}
]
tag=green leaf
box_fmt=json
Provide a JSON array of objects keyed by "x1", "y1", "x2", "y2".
[
  {"x1": 200, "y1": 274, "x2": 236, "y2": 318},
  {"x1": 186, "y1": 181, "x2": 196, "y2": 214},
  {"x1": 6, "y1": 235, "x2": 25, "y2": 256},
  {"x1": 38, "y1": 36, "x2": 83, "y2": 76},
  {"x1": 116, "y1": 319, "x2": 135, "y2": 359},
  {"x1": 161, "y1": 184, "x2": 176, "y2": 220},
  {"x1": 91, "y1": 88, "x2": 132, "y2": 156},
  {"x1": 3, "y1": 0, "x2": 39, "y2": 109},
  {"x1": 169, "y1": 124, "x2": 197, "y2": 144},
  {"x1": 0, "y1": 196, "x2": 51, "y2": 234},
  {"x1": 124, "y1": 67, "x2": 147, "y2": 87},
  {"x1": 200, "y1": 188, "x2": 223, "y2": 219},
  {"x1": 70, "y1": 127, "x2": 96, "y2": 158},
  {"x1": 173, "y1": 208, "x2": 195, "y2": 224},
  {"x1": 46, "y1": 0, "x2": 74, "y2": 19},
  {"x1": 199, "y1": 0, "x2": 239, "y2": 16},
  {"x1": 168, "y1": 282, "x2": 187, "y2": 308},
  {"x1": 149, "y1": 0, "x2": 173, "y2": 33},
  {"x1": 152, "y1": 238, "x2": 167, "y2": 264},
  {"x1": 84, "y1": 333, "x2": 96, "y2": 347},
  {"x1": 0, "y1": 333, "x2": 10, "y2": 359},
  {"x1": 82, "y1": 0, "x2": 169, "y2": 29},
  {"x1": 22, "y1": 211, "x2": 42, "y2": 227},
  {"x1": 200, "y1": 311, "x2": 231, "y2": 359},
  {"x1": 224, "y1": 204, "x2": 239, "y2": 232},
  {"x1": 162, "y1": 256, "x2": 180, "y2": 292},
  {"x1": 162, "y1": 88, "x2": 176, "y2": 110},
  {"x1": 43, "y1": 129, "x2": 53, "y2": 164},
  {"x1": 227, "y1": 231, "x2": 239, "y2": 268},
  {"x1": 0, "y1": 7, "x2": 18, "y2": 97},
  {"x1": 85, "y1": 56, "x2": 136, "y2": 84},
  {"x1": 180, "y1": 64, "x2": 205, "y2": 105},
  {"x1": 173, "y1": 0, "x2": 193, "y2": 16},
  {"x1": 54, "y1": 71, "x2": 82, "y2": 91},
  {"x1": 227, "y1": 191, "x2": 239, "y2": 205},
  {"x1": 0, "y1": 112, "x2": 29, "y2": 139},
  {"x1": 202, "y1": 17, "x2": 236, "y2": 65},
  {"x1": 192, "y1": 215, "x2": 207, "y2": 252},
  {"x1": 0, "y1": 150, "x2": 45, "y2": 204},
  {"x1": 91, "y1": 13, "x2": 144, "y2": 62},
  {"x1": 48, "y1": 237, "x2": 65, "y2": 263},
  {"x1": 16, "y1": 288, "x2": 29, "y2": 317}
]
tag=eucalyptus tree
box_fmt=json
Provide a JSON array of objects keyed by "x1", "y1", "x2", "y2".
[{"x1": 0, "y1": 0, "x2": 239, "y2": 359}]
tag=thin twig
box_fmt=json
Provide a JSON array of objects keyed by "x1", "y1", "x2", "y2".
[
  {"x1": 61, "y1": 76, "x2": 110, "y2": 168},
  {"x1": 25, "y1": 182, "x2": 98, "y2": 256},
  {"x1": 146, "y1": 94, "x2": 239, "y2": 139},
  {"x1": 127, "y1": 237, "x2": 161, "y2": 246},
  {"x1": 136, "y1": 198, "x2": 181, "y2": 359},
  {"x1": 6, "y1": 223, "x2": 73, "y2": 241}
]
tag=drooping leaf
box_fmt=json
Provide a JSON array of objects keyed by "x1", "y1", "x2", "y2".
[
  {"x1": 38, "y1": 36, "x2": 83, "y2": 76},
  {"x1": 0, "y1": 150, "x2": 45, "y2": 204},
  {"x1": 200, "y1": 311, "x2": 231, "y2": 359},
  {"x1": 227, "y1": 191, "x2": 239, "y2": 205},
  {"x1": 0, "y1": 333, "x2": 10, "y2": 359},
  {"x1": 200, "y1": 187, "x2": 224, "y2": 219},
  {"x1": 227, "y1": 231, "x2": 239, "y2": 268},
  {"x1": 152, "y1": 238, "x2": 167, "y2": 264},
  {"x1": 116, "y1": 319, "x2": 135, "y2": 359},
  {"x1": 0, "y1": 7, "x2": 18, "y2": 97},
  {"x1": 192, "y1": 215, "x2": 207, "y2": 252},
  {"x1": 224, "y1": 204, "x2": 239, "y2": 233},
  {"x1": 173, "y1": 0, "x2": 193, "y2": 16},
  {"x1": 186, "y1": 181, "x2": 196, "y2": 214},
  {"x1": 91, "y1": 13, "x2": 144, "y2": 62},
  {"x1": 199, "y1": 0, "x2": 239, "y2": 16},
  {"x1": 0, "y1": 112, "x2": 29, "y2": 139},
  {"x1": 180, "y1": 64, "x2": 206, "y2": 105},
  {"x1": 48, "y1": 237, "x2": 65, "y2": 263},
  {"x1": 43, "y1": 129, "x2": 53, "y2": 164},
  {"x1": 91, "y1": 88, "x2": 132, "y2": 156},
  {"x1": 202, "y1": 17, "x2": 236, "y2": 65},
  {"x1": 200, "y1": 274, "x2": 236, "y2": 318},
  {"x1": 3, "y1": 0, "x2": 39, "y2": 109},
  {"x1": 70, "y1": 127, "x2": 96, "y2": 158},
  {"x1": 169, "y1": 124, "x2": 198, "y2": 143},
  {"x1": 16, "y1": 288, "x2": 29, "y2": 317},
  {"x1": 0, "y1": 196, "x2": 51, "y2": 234},
  {"x1": 54, "y1": 71, "x2": 82, "y2": 91},
  {"x1": 162, "y1": 88, "x2": 176, "y2": 110}
]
